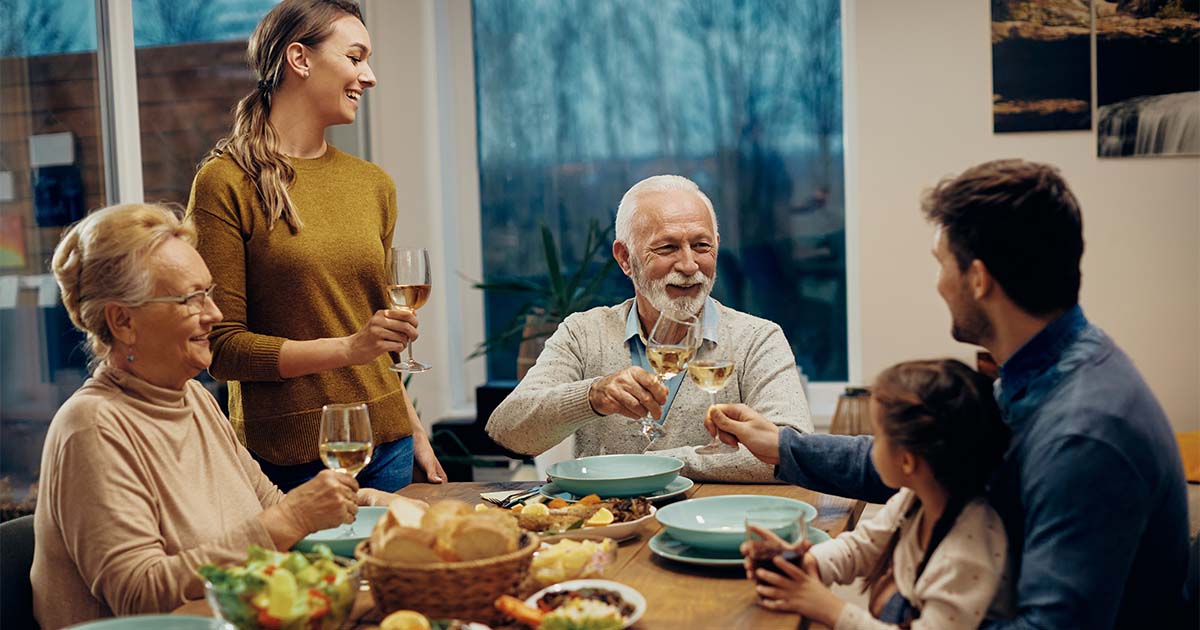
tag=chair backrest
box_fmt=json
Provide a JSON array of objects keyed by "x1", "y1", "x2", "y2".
[{"x1": 0, "y1": 514, "x2": 38, "y2": 629}]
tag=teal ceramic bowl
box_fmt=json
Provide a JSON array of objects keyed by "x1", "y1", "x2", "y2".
[
  {"x1": 66, "y1": 615, "x2": 230, "y2": 629},
  {"x1": 546, "y1": 454, "x2": 683, "y2": 498},
  {"x1": 654, "y1": 495, "x2": 819, "y2": 552},
  {"x1": 292, "y1": 506, "x2": 386, "y2": 558}
]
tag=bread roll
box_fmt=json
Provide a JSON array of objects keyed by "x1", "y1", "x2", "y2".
[
  {"x1": 376, "y1": 527, "x2": 442, "y2": 564},
  {"x1": 421, "y1": 500, "x2": 472, "y2": 532}
]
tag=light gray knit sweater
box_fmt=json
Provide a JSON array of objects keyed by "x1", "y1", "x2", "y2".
[{"x1": 486, "y1": 298, "x2": 812, "y2": 482}]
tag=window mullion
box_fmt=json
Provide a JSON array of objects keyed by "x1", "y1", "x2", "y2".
[{"x1": 95, "y1": 0, "x2": 143, "y2": 205}]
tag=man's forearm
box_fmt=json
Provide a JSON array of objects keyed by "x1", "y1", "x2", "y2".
[{"x1": 776, "y1": 430, "x2": 895, "y2": 504}]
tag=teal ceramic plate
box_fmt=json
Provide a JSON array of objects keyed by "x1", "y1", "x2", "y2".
[
  {"x1": 648, "y1": 527, "x2": 832, "y2": 568},
  {"x1": 292, "y1": 506, "x2": 387, "y2": 558},
  {"x1": 66, "y1": 615, "x2": 230, "y2": 629},
  {"x1": 648, "y1": 531, "x2": 742, "y2": 566},
  {"x1": 655, "y1": 495, "x2": 819, "y2": 552},
  {"x1": 547, "y1": 454, "x2": 684, "y2": 497},
  {"x1": 539, "y1": 476, "x2": 694, "y2": 503}
]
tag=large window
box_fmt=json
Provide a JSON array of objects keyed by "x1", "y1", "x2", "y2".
[
  {"x1": 472, "y1": 0, "x2": 846, "y2": 382},
  {"x1": 1, "y1": 0, "x2": 105, "y2": 501},
  {"x1": 0, "y1": 0, "x2": 372, "y2": 507}
]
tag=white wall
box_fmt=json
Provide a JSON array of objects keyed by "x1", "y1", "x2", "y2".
[
  {"x1": 849, "y1": 0, "x2": 1200, "y2": 432},
  {"x1": 364, "y1": 0, "x2": 487, "y2": 427}
]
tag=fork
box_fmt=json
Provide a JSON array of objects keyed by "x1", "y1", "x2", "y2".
[{"x1": 483, "y1": 486, "x2": 543, "y2": 509}]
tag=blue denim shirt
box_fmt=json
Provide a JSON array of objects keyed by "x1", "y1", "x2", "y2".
[{"x1": 777, "y1": 306, "x2": 1189, "y2": 629}]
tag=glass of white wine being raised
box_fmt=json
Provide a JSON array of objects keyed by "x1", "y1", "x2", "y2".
[
  {"x1": 386, "y1": 247, "x2": 432, "y2": 372},
  {"x1": 318, "y1": 402, "x2": 372, "y2": 537},
  {"x1": 691, "y1": 357, "x2": 738, "y2": 454},
  {"x1": 642, "y1": 310, "x2": 700, "y2": 443}
]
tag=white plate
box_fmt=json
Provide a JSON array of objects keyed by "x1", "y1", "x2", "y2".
[
  {"x1": 538, "y1": 506, "x2": 657, "y2": 543},
  {"x1": 524, "y1": 579, "x2": 646, "y2": 629},
  {"x1": 539, "y1": 476, "x2": 694, "y2": 503}
]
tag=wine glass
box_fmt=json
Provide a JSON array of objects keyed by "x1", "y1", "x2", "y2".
[
  {"x1": 318, "y1": 403, "x2": 373, "y2": 537},
  {"x1": 386, "y1": 247, "x2": 432, "y2": 372},
  {"x1": 641, "y1": 310, "x2": 700, "y2": 443},
  {"x1": 691, "y1": 356, "x2": 738, "y2": 454},
  {"x1": 744, "y1": 506, "x2": 809, "y2": 602}
]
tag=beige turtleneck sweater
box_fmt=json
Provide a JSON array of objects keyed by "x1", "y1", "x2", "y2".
[{"x1": 31, "y1": 364, "x2": 285, "y2": 630}]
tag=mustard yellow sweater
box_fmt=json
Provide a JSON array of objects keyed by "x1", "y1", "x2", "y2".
[{"x1": 187, "y1": 146, "x2": 412, "y2": 464}]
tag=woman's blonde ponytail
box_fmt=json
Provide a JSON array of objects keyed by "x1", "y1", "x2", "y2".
[{"x1": 202, "y1": 0, "x2": 364, "y2": 232}]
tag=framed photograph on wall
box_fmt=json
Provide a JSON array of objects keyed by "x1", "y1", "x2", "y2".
[
  {"x1": 992, "y1": 0, "x2": 1093, "y2": 132},
  {"x1": 1096, "y1": 1, "x2": 1200, "y2": 156}
]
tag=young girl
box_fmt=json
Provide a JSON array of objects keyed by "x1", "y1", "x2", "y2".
[
  {"x1": 187, "y1": 0, "x2": 445, "y2": 491},
  {"x1": 738, "y1": 359, "x2": 1012, "y2": 629}
]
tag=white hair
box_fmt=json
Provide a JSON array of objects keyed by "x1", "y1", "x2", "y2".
[{"x1": 614, "y1": 174, "x2": 718, "y2": 248}]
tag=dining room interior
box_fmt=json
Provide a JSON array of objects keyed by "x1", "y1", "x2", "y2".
[{"x1": 1, "y1": 1, "x2": 1198, "y2": 629}]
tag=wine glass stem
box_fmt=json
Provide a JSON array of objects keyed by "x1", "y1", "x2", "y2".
[{"x1": 407, "y1": 341, "x2": 415, "y2": 362}]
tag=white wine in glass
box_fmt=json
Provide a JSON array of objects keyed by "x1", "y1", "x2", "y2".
[
  {"x1": 641, "y1": 311, "x2": 700, "y2": 443},
  {"x1": 318, "y1": 403, "x2": 373, "y2": 536},
  {"x1": 690, "y1": 359, "x2": 738, "y2": 454},
  {"x1": 387, "y1": 247, "x2": 432, "y2": 372}
]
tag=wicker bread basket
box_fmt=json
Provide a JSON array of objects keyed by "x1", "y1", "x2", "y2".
[{"x1": 355, "y1": 533, "x2": 540, "y2": 624}]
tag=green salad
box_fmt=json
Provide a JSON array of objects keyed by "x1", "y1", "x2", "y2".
[{"x1": 199, "y1": 545, "x2": 356, "y2": 630}]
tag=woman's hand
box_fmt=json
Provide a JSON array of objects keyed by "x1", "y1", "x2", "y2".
[
  {"x1": 259, "y1": 469, "x2": 359, "y2": 549},
  {"x1": 754, "y1": 551, "x2": 843, "y2": 627},
  {"x1": 411, "y1": 424, "x2": 447, "y2": 483},
  {"x1": 344, "y1": 308, "x2": 419, "y2": 366},
  {"x1": 706, "y1": 404, "x2": 783, "y2": 465},
  {"x1": 356, "y1": 489, "x2": 430, "y2": 510}
]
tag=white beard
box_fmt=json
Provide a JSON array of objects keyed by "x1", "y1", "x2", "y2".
[{"x1": 632, "y1": 264, "x2": 713, "y2": 318}]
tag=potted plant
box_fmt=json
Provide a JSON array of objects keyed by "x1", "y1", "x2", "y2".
[{"x1": 470, "y1": 219, "x2": 620, "y2": 378}]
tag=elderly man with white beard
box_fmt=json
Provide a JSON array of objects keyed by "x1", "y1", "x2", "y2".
[{"x1": 486, "y1": 175, "x2": 812, "y2": 482}]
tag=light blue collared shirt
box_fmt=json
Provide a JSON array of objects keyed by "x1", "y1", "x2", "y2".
[{"x1": 624, "y1": 297, "x2": 720, "y2": 422}]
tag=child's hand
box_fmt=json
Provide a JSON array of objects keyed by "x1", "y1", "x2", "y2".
[
  {"x1": 754, "y1": 552, "x2": 845, "y2": 628},
  {"x1": 740, "y1": 525, "x2": 812, "y2": 582}
]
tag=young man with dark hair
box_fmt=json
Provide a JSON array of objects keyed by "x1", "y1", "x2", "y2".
[{"x1": 708, "y1": 159, "x2": 1189, "y2": 629}]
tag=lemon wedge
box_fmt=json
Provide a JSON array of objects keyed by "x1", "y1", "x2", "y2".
[
  {"x1": 585, "y1": 507, "x2": 615, "y2": 527},
  {"x1": 380, "y1": 609, "x2": 431, "y2": 630},
  {"x1": 522, "y1": 502, "x2": 550, "y2": 516}
]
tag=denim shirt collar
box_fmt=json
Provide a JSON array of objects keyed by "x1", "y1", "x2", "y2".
[
  {"x1": 624, "y1": 296, "x2": 720, "y2": 345},
  {"x1": 996, "y1": 305, "x2": 1088, "y2": 412}
]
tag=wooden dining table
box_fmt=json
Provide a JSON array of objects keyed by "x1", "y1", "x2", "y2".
[{"x1": 175, "y1": 480, "x2": 865, "y2": 630}]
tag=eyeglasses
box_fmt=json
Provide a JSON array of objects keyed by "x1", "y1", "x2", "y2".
[{"x1": 140, "y1": 284, "x2": 218, "y2": 315}]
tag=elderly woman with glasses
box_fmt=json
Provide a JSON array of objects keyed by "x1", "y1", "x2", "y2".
[{"x1": 30, "y1": 203, "x2": 415, "y2": 630}]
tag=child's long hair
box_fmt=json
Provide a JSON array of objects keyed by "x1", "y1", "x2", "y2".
[{"x1": 860, "y1": 359, "x2": 1010, "y2": 599}]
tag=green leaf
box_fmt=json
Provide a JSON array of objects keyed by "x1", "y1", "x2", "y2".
[{"x1": 541, "y1": 224, "x2": 566, "y2": 311}]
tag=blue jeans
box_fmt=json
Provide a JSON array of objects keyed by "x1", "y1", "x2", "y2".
[{"x1": 253, "y1": 436, "x2": 414, "y2": 493}]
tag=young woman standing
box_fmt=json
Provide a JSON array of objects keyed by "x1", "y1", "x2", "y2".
[{"x1": 187, "y1": 0, "x2": 445, "y2": 491}]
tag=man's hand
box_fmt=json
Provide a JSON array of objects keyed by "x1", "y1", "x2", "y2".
[
  {"x1": 705, "y1": 404, "x2": 783, "y2": 465},
  {"x1": 587, "y1": 366, "x2": 668, "y2": 419}
]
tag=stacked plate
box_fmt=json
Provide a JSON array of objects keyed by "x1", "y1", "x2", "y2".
[{"x1": 649, "y1": 495, "x2": 830, "y2": 566}]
